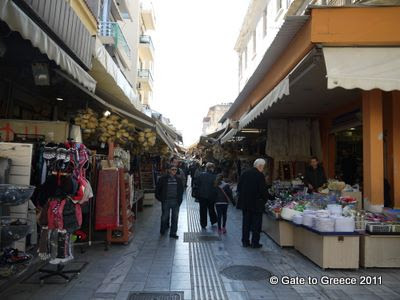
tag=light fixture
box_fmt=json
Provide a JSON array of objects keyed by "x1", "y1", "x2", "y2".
[
  {"x1": 56, "y1": 97, "x2": 63, "y2": 101},
  {"x1": 350, "y1": 128, "x2": 356, "y2": 131},
  {"x1": 241, "y1": 129, "x2": 260, "y2": 134},
  {"x1": 104, "y1": 110, "x2": 111, "y2": 117},
  {"x1": 32, "y1": 62, "x2": 50, "y2": 86}
]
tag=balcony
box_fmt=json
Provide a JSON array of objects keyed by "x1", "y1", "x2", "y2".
[
  {"x1": 99, "y1": 21, "x2": 132, "y2": 68},
  {"x1": 140, "y1": 1, "x2": 156, "y2": 30},
  {"x1": 138, "y1": 69, "x2": 153, "y2": 90},
  {"x1": 139, "y1": 35, "x2": 155, "y2": 61},
  {"x1": 17, "y1": 0, "x2": 94, "y2": 69}
]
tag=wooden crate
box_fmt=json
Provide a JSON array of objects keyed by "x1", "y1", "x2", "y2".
[
  {"x1": 262, "y1": 214, "x2": 294, "y2": 247},
  {"x1": 293, "y1": 226, "x2": 359, "y2": 269},
  {"x1": 360, "y1": 235, "x2": 400, "y2": 268}
]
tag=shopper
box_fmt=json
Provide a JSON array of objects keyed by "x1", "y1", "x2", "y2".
[
  {"x1": 194, "y1": 162, "x2": 218, "y2": 228},
  {"x1": 214, "y1": 174, "x2": 233, "y2": 234},
  {"x1": 237, "y1": 158, "x2": 269, "y2": 248},
  {"x1": 155, "y1": 164, "x2": 184, "y2": 239},
  {"x1": 304, "y1": 156, "x2": 327, "y2": 192},
  {"x1": 170, "y1": 156, "x2": 187, "y2": 188}
]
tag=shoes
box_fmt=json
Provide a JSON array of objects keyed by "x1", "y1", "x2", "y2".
[
  {"x1": 222, "y1": 227, "x2": 227, "y2": 234},
  {"x1": 251, "y1": 243, "x2": 263, "y2": 249},
  {"x1": 242, "y1": 241, "x2": 251, "y2": 248},
  {"x1": 170, "y1": 234, "x2": 179, "y2": 239},
  {"x1": 160, "y1": 231, "x2": 166, "y2": 236},
  {"x1": 218, "y1": 228, "x2": 223, "y2": 234}
]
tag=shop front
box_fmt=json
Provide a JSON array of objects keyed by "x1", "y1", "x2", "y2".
[
  {"x1": 0, "y1": 3, "x2": 177, "y2": 287},
  {"x1": 219, "y1": 6, "x2": 400, "y2": 269}
]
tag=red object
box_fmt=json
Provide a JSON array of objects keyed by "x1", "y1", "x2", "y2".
[{"x1": 95, "y1": 169, "x2": 120, "y2": 230}]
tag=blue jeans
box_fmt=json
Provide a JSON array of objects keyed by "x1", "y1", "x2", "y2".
[{"x1": 161, "y1": 200, "x2": 180, "y2": 235}]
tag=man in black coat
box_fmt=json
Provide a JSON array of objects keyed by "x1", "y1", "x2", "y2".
[
  {"x1": 237, "y1": 158, "x2": 268, "y2": 248},
  {"x1": 155, "y1": 164, "x2": 184, "y2": 239},
  {"x1": 194, "y1": 162, "x2": 218, "y2": 228},
  {"x1": 304, "y1": 156, "x2": 327, "y2": 193}
]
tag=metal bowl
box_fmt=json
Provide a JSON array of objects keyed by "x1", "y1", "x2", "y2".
[{"x1": 0, "y1": 184, "x2": 35, "y2": 205}]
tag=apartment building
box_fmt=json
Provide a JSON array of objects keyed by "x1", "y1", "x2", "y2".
[{"x1": 202, "y1": 104, "x2": 232, "y2": 136}]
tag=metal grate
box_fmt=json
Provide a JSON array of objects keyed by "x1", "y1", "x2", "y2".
[
  {"x1": 183, "y1": 232, "x2": 221, "y2": 243},
  {"x1": 128, "y1": 292, "x2": 184, "y2": 300},
  {"x1": 220, "y1": 265, "x2": 272, "y2": 281}
]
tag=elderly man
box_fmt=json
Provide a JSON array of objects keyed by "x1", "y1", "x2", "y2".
[
  {"x1": 237, "y1": 158, "x2": 269, "y2": 248},
  {"x1": 156, "y1": 164, "x2": 184, "y2": 239}
]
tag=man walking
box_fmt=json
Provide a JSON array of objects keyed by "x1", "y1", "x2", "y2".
[
  {"x1": 194, "y1": 162, "x2": 218, "y2": 228},
  {"x1": 237, "y1": 159, "x2": 268, "y2": 248},
  {"x1": 156, "y1": 164, "x2": 184, "y2": 239}
]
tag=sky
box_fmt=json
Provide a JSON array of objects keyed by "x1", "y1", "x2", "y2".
[{"x1": 151, "y1": 0, "x2": 250, "y2": 147}]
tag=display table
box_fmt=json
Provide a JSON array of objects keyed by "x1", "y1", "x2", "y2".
[
  {"x1": 262, "y1": 213, "x2": 294, "y2": 247},
  {"x1": 360, "y1": 234, "x2": 400, "y2": 268},
  {"x1": 293, "y1": 225, "x2": 359, "y2": 269}
]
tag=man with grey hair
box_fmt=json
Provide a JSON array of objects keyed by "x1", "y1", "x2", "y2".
[{"x1": 237, "y1": 158, "x2": 269, "y2": 248}]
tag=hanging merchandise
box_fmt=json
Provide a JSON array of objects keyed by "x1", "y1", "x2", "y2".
[
  {"x1": 97, "y1": 114, "x2": 136, "y2": 145},
  {"x1": 288, "y1": 119, "x2": 311, "y2": 160},
  {"x1": 74, "y1": 108, "x2": 99, "y2": 139},
  {"x1": 138, "y1": 129, "x2": 157, "y2": 152},
  {"x1": 265, "y1": 119, "x2": 289, "y2": 160}
]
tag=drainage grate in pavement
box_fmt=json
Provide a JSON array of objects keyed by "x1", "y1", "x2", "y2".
[
  {"x1": 128, "y1": 292, "x2": 184, "y2": 300},
  {"x1": 183, "y1": 232, "x2": 221, "y2": 243},
  {"x1": 220, "y1": 265, "x2": 272, "y2": 281}
]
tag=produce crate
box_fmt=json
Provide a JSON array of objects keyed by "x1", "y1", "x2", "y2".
[{"x1": 366, "y1": 223, "x2": 391, "y2": 234}]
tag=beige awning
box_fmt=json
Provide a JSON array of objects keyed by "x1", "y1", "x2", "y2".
[
  {"x1": 324, "y1": 47, "x2": 400, "y2": 91},
  {"x1": 91, "y1": 39, "x2": 141, "y2": 110},
  {"x1": 0, "y1": 0, "x2": 96, "y2": 92}
]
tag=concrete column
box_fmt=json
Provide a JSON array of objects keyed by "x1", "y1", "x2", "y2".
[{"x1": 362, "y1": 90, "x2": 384, "y2": 212}]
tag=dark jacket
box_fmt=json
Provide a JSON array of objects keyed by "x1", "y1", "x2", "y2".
[
  {"x1": 215, "y1": 182, "x2": 233, "y2": 204},
  {"x1": 237, "y1": 167, "x2": 268, "y2": 212},
  {"x1": 194, "y1": 171, "x2": 217, "y2": 203},
  {"x1": 304, "y1": 165, "x2": 327, "y2": 190},
  {"x1": 155, "y1": 174, "x2": 184, "y2": 204}
]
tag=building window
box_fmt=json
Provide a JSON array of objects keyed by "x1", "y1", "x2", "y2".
[
  {"x1": 263, "y1": 8, "x2": 267, "y2": 37},
  {"x1": 252, "y1": 30, "x2": 257, "y2": 57}
]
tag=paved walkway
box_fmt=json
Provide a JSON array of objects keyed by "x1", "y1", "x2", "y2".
[{"x1": 1, "y1": 187, "x2": 400, "y2": 300}]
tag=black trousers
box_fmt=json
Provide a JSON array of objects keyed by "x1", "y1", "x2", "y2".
[
  {"x1": 215, "y1": 204, "x2": 228, "y2": 229},
  {"x1": 199, "y1": 199, "x2": 217, "y2": 228},
  {"x1": 242, "y1": 210, "x2": 263, "y2": 245},
  {"x1": 161, "y1": 200, "x2": 180, "y2": 235}
]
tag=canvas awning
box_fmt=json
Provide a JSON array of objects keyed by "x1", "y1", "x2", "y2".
[
  {"x1": 221, "y1": 129, "x2": 238, "y2": 144},
  {"x1": 0, "y1": 0, "x2": 96, "y2": 93},
  {"x1": 238, "y1": 77, "x2": 289, "y2": 130},
  {"x1": 156, "y1": 121, "x2": 177, "y2": 152},
  {"x1": 323, "y1": 47, "x2": 400, "y2": 92},
  {"x1": 91, "y1": 39, "x2": 141, "y2": 110}
]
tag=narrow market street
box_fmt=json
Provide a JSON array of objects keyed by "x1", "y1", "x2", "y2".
[{"x1": 1, "y1": 184, "x2": 399, "y2": 300}]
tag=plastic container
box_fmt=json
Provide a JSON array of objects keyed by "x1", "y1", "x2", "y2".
[
  {"x1": 0, "y1": 184, "x2": 35, "y2": 206},
  {"x1": 281, "y1": 207, "x2": 302, "y2": 221},
  {"x1": 303, "y1": 214, "x2": 315, "y2": 227},
  {"x1": 292, "y1": 214, "x2": 303, "y2": 225},
  {"x1": 315, "y1": 210, "x2": 330, "y2": 218},
  {"x1": 0, "y1": 217, "x2": 32, "y2": 245},
  {"x1": 315, "y1": 217, "x2": 335, "y2": 232},
  {"x1": 327, "y1": 204, "x2": 343, "y2": 216},
  {"x1": 334, "y1": 216, "x2": 355, "y2": 232}
]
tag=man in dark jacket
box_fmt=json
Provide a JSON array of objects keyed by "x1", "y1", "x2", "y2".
[
  {"x1": 237, "y1": 158, "x2": 268, "y2": 248},
  {"x1": 304, "y1": 157, "x2": 327, "y2": 192},
  {"x1": 194, "y1": 162, "x2": 218, "y2": 228},
  {"x1": 155, "y1": 164, "x2": 184, "y2": 239}
]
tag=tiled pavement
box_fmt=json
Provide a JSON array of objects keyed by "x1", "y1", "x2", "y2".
[{"x1": 1, "y1": 185, "x2": 400, "y2": 300}]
